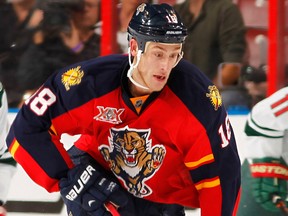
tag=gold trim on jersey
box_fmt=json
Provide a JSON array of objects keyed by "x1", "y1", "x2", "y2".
[
  {"x1": 185, "y1": 154, "x2": 214, "y2": 169},
  {"x1": 49, "y1": 125, "x2": 58, "y2": 136},
  {"x1": 10, "y1": 140, "x2": 20, "y2": 158},
  {"x1": 195, "y1": 177, "x2": 220, "y2": 190}
]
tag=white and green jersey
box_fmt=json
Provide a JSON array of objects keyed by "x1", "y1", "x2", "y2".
[
  {"x1": 0, "y1": 82, "x2": 10, "y2": 158},
  {"x1": 0, "y1": 82, "x2": 16, "y2": 205},
  {"x1": 244, "y1": 86, "x2": 288, "y2": 159}
]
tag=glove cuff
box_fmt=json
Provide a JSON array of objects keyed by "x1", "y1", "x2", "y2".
[{"x1": 250, "y1": 157, "x2": 288, "y2": 180}]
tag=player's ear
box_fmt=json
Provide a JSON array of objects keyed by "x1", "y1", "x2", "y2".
[{"x1": 129, "y1": 39, "x2": 138, "y2": 57}]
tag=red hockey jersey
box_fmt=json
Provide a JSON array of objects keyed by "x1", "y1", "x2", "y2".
[{"x1": 7, "y1": 54, "x2": 241, "y2": 215}]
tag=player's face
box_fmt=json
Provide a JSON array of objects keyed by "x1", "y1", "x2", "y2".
[{"x1": 133, "y1": 42, "x2": 182, "y2": 94}]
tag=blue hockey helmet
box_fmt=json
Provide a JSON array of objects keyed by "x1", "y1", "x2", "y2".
[{"x1": 127, "y1": 3, "x2": 187, "y2": 52}]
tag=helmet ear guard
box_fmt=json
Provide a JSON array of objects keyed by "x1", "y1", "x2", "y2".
[{"x1": 127, "y1": 3, "x2": 187, "y2": 52}]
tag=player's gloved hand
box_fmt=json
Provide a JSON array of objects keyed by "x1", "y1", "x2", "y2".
[
  {"x1": 249, "y1": 157, "x2": 288, "y2": 212},
  {"x1": 59, "y1": 160, "x2": 128, "y2": 216}
]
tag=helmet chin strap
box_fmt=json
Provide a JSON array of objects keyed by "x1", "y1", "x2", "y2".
[{"x1": 127, "y1": 48, "x2": 150, "y2": 90}]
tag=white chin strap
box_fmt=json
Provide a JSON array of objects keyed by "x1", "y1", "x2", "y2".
[{"x1": 127, "y1": 48, "x2": 149, "y2": 90}]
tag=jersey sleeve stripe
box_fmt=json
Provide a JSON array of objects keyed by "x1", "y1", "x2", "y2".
[
  {"x1": 9, "y1": 139, "x2": 60, "y2": 192},
  {"x1": 185, "y1": 154, "x2": 214, "y2": 169},
  {"x1": 246, "y1": 114, "x2": 283, "y2": 138},
  {"x1": 195, "y1": 177, "x2": 220, "y2": 190},
  {"x1": 49, "y1": 124, "x2": 58, "y2": 135},
  {"x1": 9, "y1": 138, "x2": 19, "y2": 158}
]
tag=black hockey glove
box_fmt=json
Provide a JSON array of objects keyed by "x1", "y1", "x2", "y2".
[
  {"x1": 59, "y1": 161, "x2": 128, "y2": 216},
  {"x1": 250, "y1": 157, "x2": 288, "y2": 212}
]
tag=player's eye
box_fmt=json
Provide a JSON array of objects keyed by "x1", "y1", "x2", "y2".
[
  {"x1": 169, "y1": 53, "x2": 178, "y2": 59},
  {"x1": 154, "y1": 52, "x2": 163, "y2": 58}
]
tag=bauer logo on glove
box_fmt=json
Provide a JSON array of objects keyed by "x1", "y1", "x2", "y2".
[
  {"x1": 59, "y1": 162, "x2": 128, "y2": 216},
  {"x1": 65, "y1": 165, "x2": 96, "y2": 201}
]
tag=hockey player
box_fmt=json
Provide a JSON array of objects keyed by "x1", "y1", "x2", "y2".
[
  {"x1": 0, "y1": 82, "x2": 17, "y2": 216},
  {"x1": 237, "y1": 86, "x2": 288, "y2": 216},
  {"x1": 6, "y1": 3, "x2": 241, "y2": 216}
]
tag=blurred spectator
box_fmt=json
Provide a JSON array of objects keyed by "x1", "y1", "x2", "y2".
[
  {"x1": 0, "y1": 0, "x2": 43, "y2": 107},
  {"x1": 117, "y1": 0, "x2": 148, "y2": 53},
  {"x1": 241, "y1": 64, "x2": 267, "y2": 106},
  {"x1": 174, "y1": 0, "x2": 247, "y2": 88},
  {"x1": 17, "y1": 0, "x2": 101, "y2": 106}
]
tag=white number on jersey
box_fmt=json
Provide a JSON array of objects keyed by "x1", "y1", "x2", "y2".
[
  {"x1": 218, "y1": 115, "x2": 232, "y2": 148},
  {"x1": 27, "y1": 88, "x2": 56, "y2": 115}
]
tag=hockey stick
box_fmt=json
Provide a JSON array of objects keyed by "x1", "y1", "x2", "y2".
[
  {"x1": 272, "y1": 194, "x2": 288, "y2": 216},
  {"x1": 104, "y1": 201, "x2": 120, "y2": 216}
]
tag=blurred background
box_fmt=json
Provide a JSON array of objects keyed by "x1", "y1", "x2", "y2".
[
  {"x1": 0, "y1": 0, "x2": 287, "y2": 215},
  {"x1": 0, "y1": 0, "x2": 287, "y2": 110}
]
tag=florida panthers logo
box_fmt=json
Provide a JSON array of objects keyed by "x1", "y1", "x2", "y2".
[
  {"x1": 99, "y1": 126, "x2": 166, "y2": 197},
  {"x1": 206, "y1": 85, "x2": 222, "y2": 111},
  {"x1": 61, "y1": 66, "x2": 84, "y2": 91}
]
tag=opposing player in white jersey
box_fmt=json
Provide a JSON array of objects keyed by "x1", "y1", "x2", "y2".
[
  {"x1": 0, "y1": 82, "x2": 17, "y2": 216},
  {"x1": 238, "y1": 86, "x2": 288, "y2": 216}
]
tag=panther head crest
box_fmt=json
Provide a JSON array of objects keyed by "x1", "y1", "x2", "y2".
[{"x1": 99, "y1": 126, "x2": 166, "y2": 197}]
